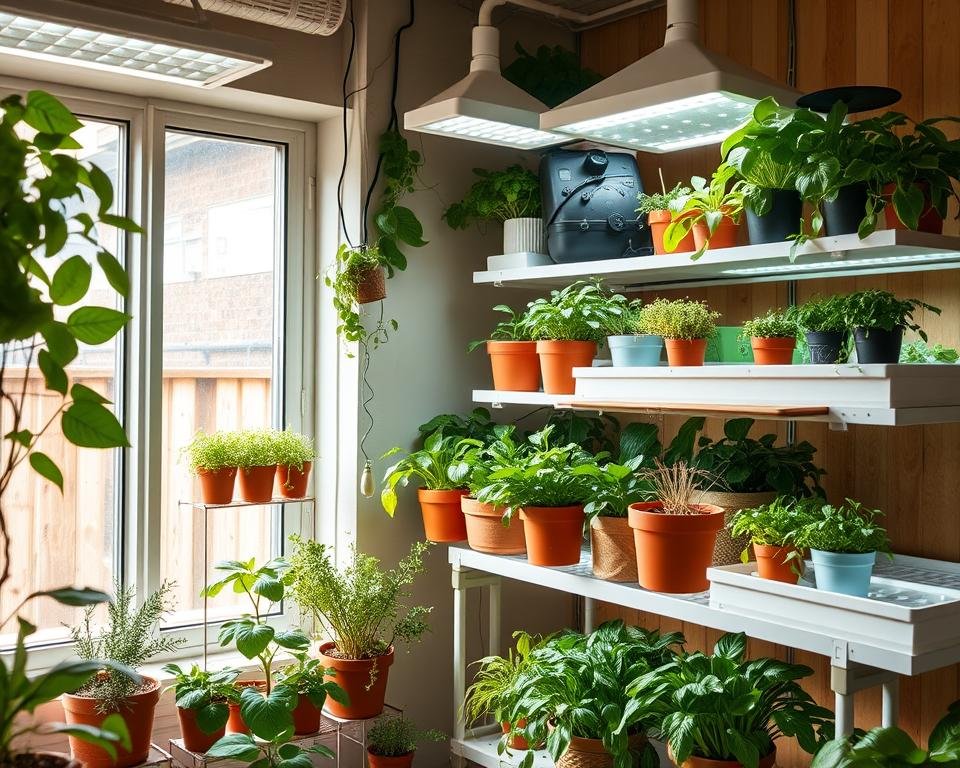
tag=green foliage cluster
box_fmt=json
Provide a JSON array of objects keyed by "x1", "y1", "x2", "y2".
[
  {"x1": 206, "y1": 715, "x2": 334, "y2": 768},
  {"x1": 380, "y1": 431, "x2": 478, "y2": 514},
  {"x1": 161, "y1": 664, "x2": 240, "y2": 735},
  {"x1": 443, "y1": 165, "x2": 541, "y2": 230},
  {"x1": 522, "y1": 280, "x2": 630, "y2": 342},
  {"x1": 740, "y1": 309, "x2": 799, "y2": 340},
  {"x1": 663, "y1": 164, "x2": 744, "y2": 259},
  {"x1": 182, "y1": 431, "x2": 241, "y2": 473},
  {"x1": 730, "y1": 496, "x2": 821, "y2": 548},
  {"x1": 374, "y1": 129, "x2": 428, "y2": 276},
  {"x1": 287, "y1": 536, "x2": 433, "y2": 660},
  {"x1": 468, "y1": 305, "x2": 533, "y2": 352},
  {"x1": 502, "y1": 43, "x2": 603, "y2": 108},
  {"x1": 272, "y1": 429, "x2": 314, "y2": 470},
  {"x1": 636, "y1": 183, "x2": 691, "y2": 215},
  {"x1": 603, "y1": 296, "x2": 646, "y2": 337},
  {"x1": 182, "y1": 428, "x2": 314, "y2": 472},
  {"x1": 463, "y1": 631, "x2": 543, "y2": 726},
  {"x1": 843, "y1": 290, "x2": 939, "y2": 338},
  {"x1": 366, "y1": 716, "x2": 445, "y2": 757},
  {"x1": 788, "y1": 500, "x2": 892, "y2": 555},
  {"x1": 638, "y1": 298, "x2": 721, "y2": 340},
  {"x1": 416, "y1": 407, "x2": 501, "y2": 447},
  {"x1": 794, "y1": 295, "x2": 849, "y2": 334},
  {"x1": 272, "y1": 653, "x2": 348, "y2": 711},
  {"x1": 900, "y1": 339, "x2": 960, "y2": 363}
]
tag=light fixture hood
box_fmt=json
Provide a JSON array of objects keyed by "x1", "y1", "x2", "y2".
[
  {"x1": 540, "y1": 0, "x2": 801, "y2": 152},
  {"x1": 404, "y1": 25, "x2": 566, "y2": 150}
]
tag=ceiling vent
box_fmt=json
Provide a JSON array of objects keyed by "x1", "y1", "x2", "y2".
[{"x1": 162, "y1": 0, "x2": 346, "y2": 35}]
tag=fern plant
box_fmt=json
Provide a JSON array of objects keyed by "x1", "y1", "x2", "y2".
[{"x1": 71, "y1": 582, "x2": 186, "y2": 711}]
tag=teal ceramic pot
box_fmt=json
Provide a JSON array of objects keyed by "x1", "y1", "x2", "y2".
[
  {"x1": 810, "y1": 549, "x2": 877, "y2": 597},
  {"x1": 607, "y1": 335, "x2": 663, "y2": 367}
]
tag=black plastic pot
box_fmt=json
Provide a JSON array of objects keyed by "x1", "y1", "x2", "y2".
[
  {"x1": 822, "y1": 183, "x2": 868, "y2": 236},
  {"x1": 746, "y1": 189, "x2": 804, "y2": 244},
  {"x1": 853, "y1": 325, "x2": 904, "y2": 364},
  {"x1": 805, "y1": 331, "x2": 848, "y2": 364}
]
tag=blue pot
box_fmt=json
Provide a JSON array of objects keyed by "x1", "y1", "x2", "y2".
[
  {"x1": 607, "y1": 335, "x2": 663, "y2": 367},
  {"x1": 810, "y1": 550, "x2": 877, "y2": 597}
]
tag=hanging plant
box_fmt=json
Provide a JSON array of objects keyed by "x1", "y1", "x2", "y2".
[
  {"x1": 374, "y1": 128, "x2": 428, "y2": 275},
  {"x1": 502, "y1": 43, "x2": 602, "y2": 108}
]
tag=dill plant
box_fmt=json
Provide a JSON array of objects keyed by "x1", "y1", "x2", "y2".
[{"x1": 638, "y1": 298, "x2": 720, "y2": 340}]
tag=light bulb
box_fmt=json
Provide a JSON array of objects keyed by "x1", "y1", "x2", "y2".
[{"x1": 360, "y1": 460, "x2": 375, "y2": 498}]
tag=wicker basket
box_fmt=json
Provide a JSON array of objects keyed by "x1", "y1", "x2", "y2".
[
  {"x1": 697, "y1": 490, "x2": 777, "y2": 566},
  {"x1": 589, "y1": 516, "x2": 637, "y2": 582},
  {"x1": 557, "y1": 733, "x2": 646, "y2": 768}
]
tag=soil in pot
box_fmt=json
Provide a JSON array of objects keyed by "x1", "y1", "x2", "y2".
[
  {"x1": 237, "y1": 465, "x2": 277, "y2": 503},
  {"x1": 519, "y1": 505, "x2": 585, "y2": 566},
  {"x1": 628, "y1": 502, "x2": 725, "y2": 593},
  {"x1": 356, "y1": 265, "x2": 386, "y2": 305},
  {"x1": 664, "y1": 338, "x2": 707, "y2": 367},
  {"x1": 556, "y1": 732, "x2": 646, "y2": 768},
  {"x1": 177, "y1": 705, "x2": 226, "y2": 753},
  {"x1": 692, "y1": 215, "x2": 739, "y2": 251},
  {"x1": 750, "y1": 336, "x2": 796, "y2": 365},
  {"x1": 277, "y1": 461, "x2": 312, "y2": 499},
  {"x1": 292, "y1": 693, "x2": 322, "y2": 735},
  {"x1": 883, "y1": 182, "x2": 944, "y2": 233},
  {"x1": 462, "y1": 496, "x2": 525, "y2": 555},
  {"x1": 8, "y1": 754, "x2": 81, "y2": 768},
  {"x1": 671, "y1": 746, "x2": 776, "y2": 768},
  {"x1": 590, "y1": 516, "x2": 638, "y2": 582},
  {"x1": 198, "y1": 466, "x2": 237, "y2": 505},
  {"x1": 319, "y1": 642, "x2": 394, "y2": 720},
  {"x1": 753, "y1": 543, "x2": 802, "y2": 584},
  {"x1": 822, "y1": 183, "x2": 868, "y2": 236},
  {"x1": 811, "y1": 550, "x2": 877, "y2": 597},
  {"x1": 62, "y1": 677, "x2": 161, "y2": 768},
  {"x1": 853, "y1": 325, "x2": 904, "y2": 364},
  {"x1": 649, "y1": 210, "x2": 695, "y2": 255},
  {"x1": 806, "y1": 330, "x2": 848, "y2": 364},
  {"x1": 536, "y1": 340, "x2": 596, "y2": 395},
  {"x1": 607, "y1": 335, "x2": 663, "y2": 367},
  {"x1": 487, "y1": 340, "x2": 540, "y2": 392},
  {"x1": 745, "y1": 189, "x2": 803, "y2": 244},
  {"x1": 417, "y1": 488, "x2": 468, "y2": 542},
  {"x1": 367, "y1": 750, "x2": 415, "y2": 768},
  {"x1": 697, "y1": 490, "x2": 776, "y2": 567}
]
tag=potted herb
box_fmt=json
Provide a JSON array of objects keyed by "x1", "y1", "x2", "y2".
[
  {"x1": 273, "y1": 429, "x2": 314, "y2": 499},
  {"x1": 523, "y1": 280, "x2": 624, "y2": 394},
  {"x1": 739, "y1": 309, "x2": 798, "y2": 365},
  {"x1": 206, "y1": 712, "x2": 333, "y2": 768},
  {"x1": 235, "y1": 429, "x2": 279, "y2": 503},
  {"x1": 788, "y1": 500, "x2": 892, "y2": 597},
  {"x1": 366, "y1": 716, "x2": 445, "y2": 768},
  {"x1": 468, "y1": 305, "x2": 539, "y2": 392},
  {"x1": 637, "y1": 298, "x2": 721, "y2": 367},
  {"x1": 627, "y1": 460, "x2": 724, "y2": 593},
  {"x1": 901, "y1": 339, "x2": 960, "y2": 363},
  {"x1": 844, "y1": 289, "x2": 940, "y2": 363},
  {"x1": 183, "y1": 431, "x2": 239, "y2": 505},
  {"x1": 442, "y1": 165, "x2": 544, "y2": 256},
  {"x1": 636, "y1": 181, "x2": 693, "y2": 255},
  {"x1": 64, "y1": 583, "x2": 186, "y2": 768},
  {"x1": 272, "y1": 653, "x2": 348, "y2": 735},
  {"x1": 604, "y1": 296, "x2": 663, "y2": 368},
  {"x1": 381, "y1": 431, "x2": 478, "y2": 542},
  {"x1": 794, "y1": 295, "x2": 849, "y2": 364},
  {"x1": 729, "y1": 497, "x2": 819, "y2": 583},
  {"x1": 162, "y1": 664, "x2": 240, "y2": 753},
  {"x1": 628, "y1": 632, "x2": 833, "y2": 768},
  {"x1": 287, "y1": 537, "x2": 433, "y2": 720},
  {"x1": 663, "y1": 164, "x2": 744, "y2": 259},
  {"x1": 475, "y1": 426, "x2": 602, "y2": 566},
  {"x1": 508, "y1": 620, "x2": 681, "y2": 768}
]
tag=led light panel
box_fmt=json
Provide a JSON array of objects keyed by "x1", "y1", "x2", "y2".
[
  {"x1": 722, "y1": 252, "x2": 956, "y2": 276},
  {"x1": 419, "y1": 115, "x2": 563, "y2": 149}
]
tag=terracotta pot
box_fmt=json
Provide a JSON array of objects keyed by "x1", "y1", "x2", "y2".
[
  {"x1": 519, "y1": 505, "x2": 584, "y2": 566},
  {"x1": 8, "y1": 752, "x2": 82, "y2": 768},
  {"x1": 672, "y1": 746, "x2": 776, "y2": 768},
  {"x1": 501, "y1": 720, "x2": 530, "y2": 751},
  {"x1": 649, "y1": 209, "x2": 696, "y2": 255},
  {"x1": 589, "y1": 516, "x2": 637, "y2": 582},
  {"x1": 751, "y1": 336, "x2": 796, "y2": 365},
  {"x1": 628, "y1": 502, "x2": 725, "y2": 593},
  {"x1": 237, "y1": 464, "x2": 277, "y2": 503},
  {"x1": 62, "y1": 677, "x2": 160, "y2": 768},
  {"x1": 536, "y1": 340, "x2": 596, "y2": 395},
  {"x1": 488, "y1": 340, "x2": 540, "y2": 392},
  {"x1": 883, "y1": 182, "x2": 944, "y2": 233},
  {"x1": 754, "y1": 543, "x2": 802, "y2": 584},
  {"x1": 356, "y1": 265, "x2": 386, "y2": 305},
  {"x1": 367, "y1": 750, "x2": 415, "y2": 768},
  {"x1": 462, "y1": 497, "x2": 526, "y2": 555},
  {"x1": 319, "y1": 642, "x2": 394, "y2": 720},
  {"x1": 277, "y1": 461, "x2": 312, "y2": 499},
  {"x1": 664, "y1": 338, "x2": 707, "y2": 367},
  {"x1": 692, "y1": 215, "x2": 740, "y2": 251},
  {"x1": 177, "y1": 705, "x2": 226, "y2": 753},
  {"x1": 417, "y1": 488, "x2": 468, "y2": 542},
  {"x1": 697, "y1": 490, "x2": 777, "y2": 567},
  {"x1": 292, "y1": 693, "x2": 322, "y2": 735},
  {"x1": 226, "y1": 681, "x2": 266, "y2": 734},
  {"x1": 557, "y1": 733, "x2": 646, "y2": 768},
  {"x1": 198, "y1": 467, "x2": 237, "y2": 505}
]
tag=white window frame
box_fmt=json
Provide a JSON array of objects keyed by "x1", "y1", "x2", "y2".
[{"x1": 0, "y1": 76, "x2": 318, "y2": 672}]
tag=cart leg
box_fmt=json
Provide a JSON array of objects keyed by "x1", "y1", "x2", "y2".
[
  {"x1": 882, "y1": 678, "x2": 900, "y2": 728},
  {"x1": 584, "y1": 597, "x2": 597, "y2": 634},
  {"x1": 835, "y1": 690, "x2": 855, "y2": 738},
  {"x1": 489, "y1": 580, "x2": 502, "y2": 657},
  {"x1": 452, "y1": 567, "x2": 467, "y2": 768}
]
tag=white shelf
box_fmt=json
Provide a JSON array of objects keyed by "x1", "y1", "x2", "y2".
[
  {"x1": 473, "y1": 229, "x2": 960, "y2": 290},
  {"x1": 473, "y1": 389, "x2": 563, "y2": 407},
  {"x1": 448, "y1": 546, "x2": 960, "y2": 676}
]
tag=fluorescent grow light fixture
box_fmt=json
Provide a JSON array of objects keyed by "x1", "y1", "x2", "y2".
[
  {"x1": 540, "y1": 0, "x2": 801, "y2": 152},
  {"x1": 0, "y1": 0, "x2": 272, "y2": 87},
  {"x1": 722, "y1": 252, "x2": 959, "y2": 276},
  {"x1": 404, "y1": 23, "x2": 566, "y2": 149}
]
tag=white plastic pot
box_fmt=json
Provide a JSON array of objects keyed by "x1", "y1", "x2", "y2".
[{"x1": 503, "y1": 217, "x2": 545, "y2": 255}]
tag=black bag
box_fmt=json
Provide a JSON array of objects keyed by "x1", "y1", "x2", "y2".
[{"x1": 540, "y1": 148, "x2": 653, "y2": 264}]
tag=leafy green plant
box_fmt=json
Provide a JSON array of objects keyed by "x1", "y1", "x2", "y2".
[
  {"x1": 811, "y1": 699, "x2": 960, "y2": 767},
  {"x1": 741, "y1": 309, "x2": 798, "y2": 340},
  {"x1": 730, "y1": 497, "x2": 821, "y2": 558},
  {"x1": 272, "y1": 653, "x2": 348, "y2": 711},
  {"x1": 788, "y1": 500, "x2": 892, "y2": 555},
  {"x1": 663, "y1": 164, "x2": 744, "y2": 259},
  {"x1": 502, "y1": 43, "x2": 602, "y2": 108},
  {"x1": 506, "y1": 620, "x2": 683, "y2": 768},
  {"x1": 603, "y1": 296, "x2": 645, "y2": 336},
  {"x1": 325, "y1": 243, "x2": 395, "y2": 349},
  {"x1": 373, "y1": 128, "x2": 428, "y2": 276},
  {"x1": 628, "y1": 633, "x2": 833, "y2": 768},
  {"x1": 416, "y1": 408, "x2": 502, "y2": 447},
  {"x1": 380, "y1": 431, "x2": 478, "y2": 515},
  {"x1": 523, "y1": 280, "x2": 635, "y2": 342},
  {"x1": 462, "y1": 631, "x2": 543, "y2": 727},
  {"x1": 367, "y1": 715, "x2": 445, "y2": 757},
  {"x1": 636, "y1": 182, "x2": 691, "y2": 215},
  {"x1": 206, "y1": 718, "x2": 334, "y2": 768},
  {"x1": 579, "y1": 457, "x2": 655, "y2": 522},
  {"x1": 443, "y1": 165, "x2": 541, "y2": 230},
  {"x1": 287, "y1": 536, "x2": 432, "y2": 661},
  {"x1": 273, "y1": 429, "x2": 314, "y2": 471},
  {"x1": 843, "y1": 290, "x2": 940, "y2": 339},
  {"x1": 468, "y1": 305, "x2": 532, "y2": 352},
  {"x1": 637, "y1": 298, "x2": 720, "y2": 340},
  {"x1": 71, "y1": 581, "x2": 186, "y2": 712},
  {"x1": 901, "y1": 339, "x2": 960, "y2": 363},
  {"x1": 794, "y1": 295, "x2": 849, "y2": 334},
  {"x1": 161, "y1": 664, "x2": 241, "y2": 734},
  {"x1": 182, "y1": 431, "x2": 240, "y2": 473},
  {"x1": 541, "y1": 411, "x2": 621, "y2": 457},
  {"x1": 234, "y1": 429, "x2": 279, "y2": 468}
]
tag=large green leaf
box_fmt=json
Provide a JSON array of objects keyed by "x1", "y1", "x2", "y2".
[
  {"x1": 66, "y1": 306, "x2": 130, "y2": 344},
  {"x1": 50, "y1": 255, "x2": 92, "y2": 306},
  {"x1": 41, "y1": 321, "x2": 79, "y2": 366},
  {"x1": 238, "y1": 685, "x2": 296, "y2": 741},
  {"x1": 392, "y1": 206, "x2": 427, "y2": 247},
  {"x1": 206, "y1": 733, "x2": 262, "y2": 761},
  {"x1": 196, "y1": 701, "x2": 230, "y2": 734},
  {"x1": 61, "y1": 400, "x2": 128, "y2": 448},
  {"x1": 97, "y1": 251, "x2": 129, "y2": 298},
  {"x1": 29, "y1": 451, "x2": 64, "y2": 491},
  {"x1": 24, "y1": 90, "x2": 83, "y2": 134},
  {"x1": 37, "y1": 349, "x2": 67, "y2": 395},
  {"x1": 233, "y1": 621, "x2": 275, "y2": 659},
  {"x1": 28, "y1": 587, "x2": 110, "y2": 606}
]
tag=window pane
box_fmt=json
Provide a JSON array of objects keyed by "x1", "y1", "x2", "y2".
[
  {"x1": 0, "y1": 119, "x2": 124, "y2": 648},
  {"x1": 159, "y1": 131, "x2": 284, "y2": 627}
]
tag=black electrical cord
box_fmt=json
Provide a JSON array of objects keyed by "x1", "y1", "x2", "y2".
[{"x1": 336, "y1": 0, "x2": 357, "y2": 248}]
